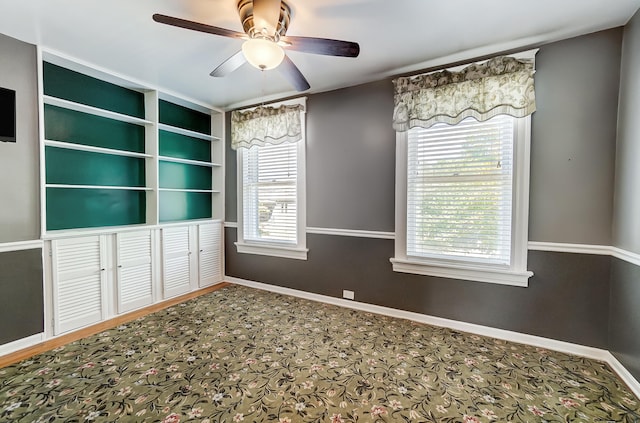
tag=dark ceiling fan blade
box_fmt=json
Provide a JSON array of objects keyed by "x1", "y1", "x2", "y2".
[
  {"x1": 153, "y1": 14, "x2": 246, "y2": 40},
  {"x1": 252, "y1": 0, "x2": 282, "y2": 35},
  {"x1": 210, "y1": 51, "x2": 247, "y2": 77},
  {"x1": 278, "y1": 55, "x2": 310, "y2": 92},
  {"x1": 280, "y1": 35, "x2": 360, "y2": 58}
]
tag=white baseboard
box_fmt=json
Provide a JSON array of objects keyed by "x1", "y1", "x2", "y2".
[
  {"x1": 225, "y1": 276, "x2": 640, "y2": 396},
  {"x1": 605, "y1": 352, "x2": 640, "y2": 400},
  {"x1": 0, "y1": 333, "x2": 44, "y2": 356}
]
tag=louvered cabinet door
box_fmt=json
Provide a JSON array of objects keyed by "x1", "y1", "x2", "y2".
[
  {"x1": 198, "y1": 222, "x2": 223, "y2": 287},
  {"x1": 162, "y1": 226, "x2": 193, "y2": 298},
  {"x1": 51, "y1": 236, "x2": 106, "y2": 335},
  {"x1": 116, "y1": 230, "x2": 154, "y2": 313}
]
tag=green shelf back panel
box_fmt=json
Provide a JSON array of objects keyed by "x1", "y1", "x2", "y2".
[
  {"x1": 159, "y1": 99, "x2": 211, "y2": 135},
  {"x1": 159, "y1": 191, "x2": 212, "y2": 222},
  {"x1": 43, "y1": 62, "x2": 145, "y2": 119},
  {"x1": 46, "y1": 147, "x2": 145, "y2": 187},
  {"x1": 159, "y1": 130, "x2": 211, "y2": 162},
  {"x1": 46, "y1": 188, "x2": 146, "y2": 230},
  {"x1": 45, "y1": 105, "x2": 145, "y2": 153},
  {"x1": 159, "y1": 161, "x2": 212, "y2": 190}
]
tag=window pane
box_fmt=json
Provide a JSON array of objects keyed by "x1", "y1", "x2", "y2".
[
  {"x1": 407, "y1": 116, "x2": 514, "y2": 265},
  {"x1": 243, "y1": 142, "x2": 298, "y2": 243}
]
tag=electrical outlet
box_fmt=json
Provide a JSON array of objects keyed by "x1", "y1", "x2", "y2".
[{"x1": 343, "y1": 289, "x2": 355, "y2": 300}]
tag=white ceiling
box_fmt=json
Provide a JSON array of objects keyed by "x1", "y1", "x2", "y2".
[{"x1": 1, "y1": 0, "x2": 639, "y2": 110}]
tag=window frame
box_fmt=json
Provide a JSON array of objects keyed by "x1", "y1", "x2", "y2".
[
  {"x1": 235, "y1": 98, "x2": 308, "y2": 260},
  {"x1": 391, "y1": 115, "x2": 533, "y2": 287}
]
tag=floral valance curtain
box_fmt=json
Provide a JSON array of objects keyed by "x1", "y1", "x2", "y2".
[
  {"x1": 231, "y1": 104, "x2": 304, "y2": 150},
  {"x1": 392, "y1": 56, "x2": 536, "y2": 132}
]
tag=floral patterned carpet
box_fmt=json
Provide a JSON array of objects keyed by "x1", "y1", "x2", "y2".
[{"x1": 1, "y1": 284, "x2": 639, "y2": 422}]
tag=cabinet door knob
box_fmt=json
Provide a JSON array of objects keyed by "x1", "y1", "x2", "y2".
[
  {"x1": 100, "y1": 268, "x2": 106, "y2": 271},
  {"x1": 118, "y1": 265, "x2": 123, "y2": 268},
  {"x1": 200, "y1": 249, "x2": 204, "y2": 252}
]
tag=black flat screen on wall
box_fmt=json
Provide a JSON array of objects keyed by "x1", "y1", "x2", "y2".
[{"x1": 0, "y1": 87, "x2": 16, "y2": 143}]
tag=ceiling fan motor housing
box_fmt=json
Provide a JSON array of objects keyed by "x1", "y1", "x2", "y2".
[{"x1": 237, "y1": 0, "x2": 291, "y2": 40}]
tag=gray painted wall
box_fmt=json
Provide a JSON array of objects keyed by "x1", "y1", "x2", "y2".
[
  {"x1": 528, "y1": 29, "x2": 621, "y2": 245},
  {"x1": 227, "y1": 229, "x2": 611, "y2": 348},
  {"x1": 0, "y1": 33, "x2": 40, "y2": 243},
  {"x1": 610, "y1": 258, "x2": 640, "y2": 380},
  {"x1": 610, "y1": 8, "x2": 640, "y2": 382},
  {"x1": 613, "y1": 9, "x2": 640, "y2": 255},
  {"x1": 226, "y1": 29, "x2": 622, "y2": 240},
  {"x1": 225, "y1": 29, "x2": 623, "y2": 348},
  {"x1": 225, "y1": 79, "x2": 397, "y2": 230},
  {"x1": 0, "y1": 35, "x2": 44, "y2": 346},
  {"x1": 0, "y1": 248, "x2": 44, "y2": 344},
  {"x1": 306, "y1": 80, "x2": 396, "y2": 231},
  {"x1": 224, "y1": 114, "x2": 236, "y2": 222}
]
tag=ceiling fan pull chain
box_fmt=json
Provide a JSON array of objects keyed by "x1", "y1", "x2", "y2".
[{"x1": 261, "y1": 69, "x2": 266, "y2": 106}]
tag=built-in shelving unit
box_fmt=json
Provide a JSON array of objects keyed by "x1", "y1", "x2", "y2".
[
  {"x1": 42, "y1": 61, "x2": 151, "y2": 231},
  {"x1": 37, "y1": 50, "x2": 226, "y2": 337},
  {"x1": 157, "y1": 99, "x2": 219, "y2": 223},
  {"x1": 39, "y1": 55, "x2": 225, "y2": 233}
]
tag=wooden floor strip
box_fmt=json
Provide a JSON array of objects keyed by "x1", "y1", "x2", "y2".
[{"x1": 0, "y1": 282, "x2": 231, "y2": 369}]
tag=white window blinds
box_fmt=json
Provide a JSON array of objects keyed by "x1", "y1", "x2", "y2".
[
  {"x1": 406, "y1": 115, "x2": 515, "y2": 265},
  {"x1": 242, "y1": 141, "x2": 298, "y2": 244}
]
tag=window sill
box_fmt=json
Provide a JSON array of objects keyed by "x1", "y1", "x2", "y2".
[
  {"x1": 390, "y1": 258, "x2": 532, "y2": 287},
  {"x1": 235, "y1": 242, "x2": 308, "y2": 260}
]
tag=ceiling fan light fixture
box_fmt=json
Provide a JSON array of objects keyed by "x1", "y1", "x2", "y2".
[{"x1": 242, "y1": 38, "x2": 285, "y2": 70}]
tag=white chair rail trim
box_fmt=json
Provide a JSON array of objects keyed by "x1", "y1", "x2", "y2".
[
  {"x1": 529, "y1": 241, "x2": 640, "y2": 267},
  {"x1": 306, "y1": 227, "x2": 395, "y2": 240},
  {"x1": 0, "y1": 240, "x2": 44, "y2": 253},
  {"x1": 611, "y1": 247, "x2": 640, "y2": 268},
  {"x1": 223, "y1": 224, "x2": 640, "y2": 268}
]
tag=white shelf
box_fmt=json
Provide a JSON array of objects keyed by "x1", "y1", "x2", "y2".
[
  {"x1": 44, "y1": 95, "x2": 153, "y2": 126},
  {"x1": 158, "y1": 156, "x2": 221, "y2": 167},
  {"x1": 40, "y1": 54, "x2": 226, "y2": 230},
  {"x1": 158, "y1": 123, "x2": 219, "y2": 141},
  {"x1": 159, "y1": 188, "x2": 220, "y2": 193},
  {"x1": 45, "y1": 140, "x2": 152, "y2": 159},
  {"x1": 46, "y1": 184, "x2": 152, "y2": 191}
]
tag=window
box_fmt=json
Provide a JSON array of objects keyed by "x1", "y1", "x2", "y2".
[
  {"x1": 408, "y1": 115, "x2": 514, "y2": 264},
  {"x1": 242, "y1": 142, "x2": 299, "y2": 243},
  {"x1": 235, "y1": 99, "x2": 307, "y2": 260},
  {"x1": 390, "y1": 52, "x2": 536, "y2": 286},
  {"x1": 392, "y1": 114, "x2": 532, "y2": 286}
]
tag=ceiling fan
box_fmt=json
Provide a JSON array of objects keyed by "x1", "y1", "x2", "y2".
[{"x1": 153, "y1": 0, "x2": 360, "y2": 92}]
